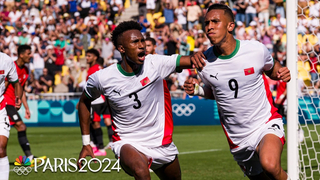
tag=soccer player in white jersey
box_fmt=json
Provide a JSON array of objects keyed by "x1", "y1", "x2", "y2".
[
  {"x1": 0, "y1": 52, "x2": 23, "y2": 180},
  {"x1": 183, "y1": 4, "x2": 291, "y2": 180},
  {"x1": 77, "y1": 21, "x2": 205, "y2": 180}
]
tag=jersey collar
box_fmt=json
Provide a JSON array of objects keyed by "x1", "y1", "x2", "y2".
[
  {"x1": 213, "y1": 39, "x2": 240, "y2": 60},
  {"x1": 117, "y1": 63, "x2": 142, "y2": 76}
]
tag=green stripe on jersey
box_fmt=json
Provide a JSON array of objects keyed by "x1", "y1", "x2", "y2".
[
  {"x1": 213, "y1": 39, "x2": 240, "y2": 59},
  {"x1": 84, "y1": 91, "x2": 93, "y2": 100},
  {"x1": 9, "y1": 79, "x2": 18, "y2": 83},
  {"x1": 176, "y1": 55, "x2": 182, "y2": 67},
  {"x1": 117, "y1": 63, "x2": 142, "y2": 76},
  {"x1": 175, "y1": 55, "x2": 182, "y2": 72}
]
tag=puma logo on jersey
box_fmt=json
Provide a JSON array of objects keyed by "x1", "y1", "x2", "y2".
[
  {"x1": 210, "y1": 73, "x2": 218, "y2": 80},
  {"x1": 113, "y1": 90, "x2": 121, "y2": 96},
  {"x1": 268, "y1": 124, "x2": 280, "y2": 131}
]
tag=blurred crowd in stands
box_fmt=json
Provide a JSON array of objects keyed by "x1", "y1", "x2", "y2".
[{"x1": 0, "y1": 0, "x2": 319, "y2": 98}]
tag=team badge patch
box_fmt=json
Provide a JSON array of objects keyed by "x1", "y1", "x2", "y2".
[
  {"x1": 0, "y1": 70, "x2": 4, "y2": 74},
  {"x1": 140, "y1": 77, "x2": 150, "y2": 86},
  {"x1": 244, "y1": 67, "x2": 254, "y2": 76}
]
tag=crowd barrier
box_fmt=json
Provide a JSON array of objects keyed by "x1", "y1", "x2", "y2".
[{"x1": 17, "y1": 97, "x2": 318, "y2": 127}]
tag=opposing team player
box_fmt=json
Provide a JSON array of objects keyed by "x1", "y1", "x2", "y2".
[
  {"x1": 85, "y1": 49, "x2": 113, "y2": 156},
  {"x1": 4, "y1": 45, "x2": 46, "y2": 165},
  {"x1": 145, "y1": 37, "x2": 157, "y2": 55},
  {"x1": 77, "y1": 21, "x2": 205, "y2": 179},
  {"x1": 0, "y1": 52, "x2": 23, "y2": 180},
  {"x1": 183, "y1": 4, "x2": 291, "y2": 180}
]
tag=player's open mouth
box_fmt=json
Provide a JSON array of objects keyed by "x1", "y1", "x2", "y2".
[{"x1": 138, "y1": 52, "x2": 146, "y2": 61}]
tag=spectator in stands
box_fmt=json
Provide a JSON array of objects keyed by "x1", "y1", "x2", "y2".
[
  {"x1": 137, "y1": 0, "x2": 147, "y2": 17},
  {"x1": 186, "y1": 0, "x2": 202, "y2": 30},
  {"x1": 163, "y1": 1, "x2": 175, "y2": 27},
  {"x1": 32, "y1": 47, "x2": 45, "y2": 80},
  {"x1": 0, "y1": 5, "x2": 9, "y2": 23},
  {"x1": 44, "y1": 45, "x2": 57, "y2": 78},
  {"x1": 273, "y1": 0, "x2": 285, "y2": 18},
  {"x1": 244, "y1": 0, "x2": 258, "y2": 27},
  {"x1": 35, "y1": 68, "x2": 54, "y2": 93},
  {"x1": 175, "y1": 1, "x2": 187, "y2": 30},
  {"x1": 155, "y1": 37, "x2": 164, "y2": 55},
  {"x1": 138, "y1": 14, "x2": 150, "y2": 34},
  {"x1": 233, "y1": 0, "x2": 246, "y2": 23},
  {"x1": 257, "y1": 0, "x2": 269, "y2": 27},
  {"x1": 101, "y1": 37, "x2": 114, "y2": 66},
  {"x1": 8, "y1": 6, "x2": 21, "y2": 27}
]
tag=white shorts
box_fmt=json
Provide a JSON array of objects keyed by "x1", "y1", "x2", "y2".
[
  {"x1": 233, "y1": 118, "x2": 285, "y2": 176},
  {"x1": 146, "y1": 0, "x2": 155, "y2": 10},
  {"x1": 111, "y1": 141, "x2": 179, "y2": 170},
  {"x1": 0, "y1": 108, "x2": 10, "y2": 138}
]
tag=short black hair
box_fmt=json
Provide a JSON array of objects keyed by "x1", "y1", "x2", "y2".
[
  {"x1": 145, "y1": 37, "x2": 156, "y2": 45},
  {"x1": 86, "y1": 48, "x2": 100, "y2": 59},
  {"x1": 97, "y1": 57, "x2": 104, "y2": 66},
  {"x1": 207, "y1": 3, "x2": 234, "y2": 22},
  {"x1": 17, "y1": 45, "x2": 31, "y2": 57},
  {"x1": 111, "y1": 20, "x2": 142, "y2": 49}
]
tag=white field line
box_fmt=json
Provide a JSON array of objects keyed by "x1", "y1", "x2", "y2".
[{"x1": 179, "y1": 149, "x2": 222, "y2": 155}]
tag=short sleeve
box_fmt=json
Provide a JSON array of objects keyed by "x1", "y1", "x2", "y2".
[
  {"x1": 262, "y1": 44, "x2": 274, "y2": 72},
  {"x1": 84, "y1": 72, "x2": 103, "y2": 100},
  {"x1": 149, "y1": 54, "x2": 181, "y2": 79},
  {"x1": 7, "y1": 58, "x2": 18, "y2": 83}
]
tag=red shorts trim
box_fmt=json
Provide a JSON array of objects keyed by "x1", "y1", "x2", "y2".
[
  {"x1": 92, "y1": 112, "x2": 101, "y2": 122},
  {"x1": 279, "y1": 136, "x2": 286, "y2": 145},
  {"x1": 103, "y1": 114, "x2": 111, "y2": 119}
]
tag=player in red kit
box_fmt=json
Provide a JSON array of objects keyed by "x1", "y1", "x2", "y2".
[
  {"x1": 4, "y1": 45, "x2": 46, "y2": 165},
  {"x1": 86, "y1": 49, "x2": 113, "y2": 156}
]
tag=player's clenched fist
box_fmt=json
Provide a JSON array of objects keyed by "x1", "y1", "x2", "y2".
[
  {"x1": 277, "y1": 67, "x2": 291, "y2": 82},
  {"x1": 190, "y1": 52, "x2": 206, "y2": 70},
  {"x1": 183, "y1": 77, "x2": 197, "y2": 95}
]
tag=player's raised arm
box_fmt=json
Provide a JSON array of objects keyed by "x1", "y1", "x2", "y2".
[
  {"x1": 265, "y1": 60, "x2": 291, "y2": 82},
  {"x1": 179, "y1": 52, "x2": 207, "y2": 70},
  {"x1": 183, "y1": 77, "x2": 215, "y2": 100}
]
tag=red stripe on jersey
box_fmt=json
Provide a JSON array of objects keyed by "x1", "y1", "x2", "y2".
[
  {"x1": 220, "y1": 121, "x2": 239, "y2": 149},
  {"x1": 162, "y1": 80, "x2": 173, "y2": 145},
  {"x1": 262, "y1": 75, "x2": 282, "y2": 123},
  {"x1": 111, "y1": 119, "x2": 121, "y2": 142},
  {"x1": 275, "y1": 80, "x2": 286, "y2": 105},
  {"x1": 4, "y1": 62, "x2": 29, "y2": 106}
]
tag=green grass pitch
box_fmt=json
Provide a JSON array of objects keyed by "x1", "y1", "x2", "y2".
[{"x1": 7, "y1": 125, "x2": 290, "y2": 180}]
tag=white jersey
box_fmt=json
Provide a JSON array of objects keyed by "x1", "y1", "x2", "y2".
[
  {"x1": 198, "y1": 40, "x2": 282, "y2": 153},
  {"x1": 85, "y1": 54, "x2": 181, "y2": 147},
  {"x1": 0, "y1": 53, "x2": 18, "y2": 103}
]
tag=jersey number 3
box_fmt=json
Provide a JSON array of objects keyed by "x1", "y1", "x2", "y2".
[
  {"x1": 129, "y1": 93, "x2": 141, "y2": 109},
  {"x1": 228, "y1": 79, "x2": 238, "y2": 98}
]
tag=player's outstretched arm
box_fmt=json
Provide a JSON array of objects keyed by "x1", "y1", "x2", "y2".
[
  {"x1": 183, "y1": 77, "x2": 215, "y2": 100},
  {"x1": 265, "y1": 60, "x2": 291, "y2": 82},
  {"x1": 179, "y1": 52, "x2": 206, "y2": 70},
  {"x1": 77, "y1": 92, "x2": 95, "y2": 169}
]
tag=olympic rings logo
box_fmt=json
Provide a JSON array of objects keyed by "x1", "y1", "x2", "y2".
[
  {"x1": 172, "y1": 103, "x2": 196, "y2": 116},
  {"x1": 13, "y1": 166, "x2": 32, "y2": 175}
]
